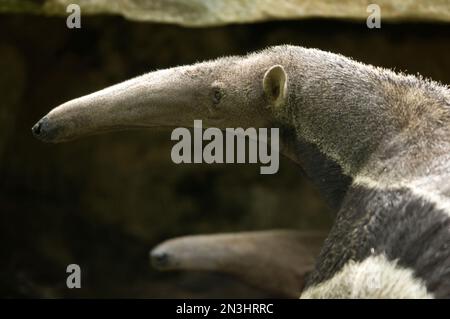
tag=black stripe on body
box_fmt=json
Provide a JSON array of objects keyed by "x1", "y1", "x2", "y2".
[
  {"x1": 306, "y1": 185, "x2": 450, "y2": 298},
  {"x1": 279, "y1": 126, "x2": 352, "y2": 209}
]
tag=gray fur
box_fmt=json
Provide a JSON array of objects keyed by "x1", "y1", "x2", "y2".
[
  {"x1": 150, "y1": 230, "x2": 326, "y2": 298},
  {"x1": 33, "y1": 45, "x2": 450, "y2": 298},
  {"x1": 306, "y1": 186, "x2": 450, "y2": 298}
]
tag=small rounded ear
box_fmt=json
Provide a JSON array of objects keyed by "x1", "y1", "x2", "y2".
[{"x1": 263, "y1": 65, "x2": 288, "y2": 108}]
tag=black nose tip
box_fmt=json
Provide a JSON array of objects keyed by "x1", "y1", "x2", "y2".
[
  {"x1": 150, "y1": 251, "x2": 170, "y2": 269},
  {"x1": 31, "y1": 120, "x2": 43, "y2": 137},
  {"x1": 32, "y1": 116, "x2": 55, "y2": 142}
]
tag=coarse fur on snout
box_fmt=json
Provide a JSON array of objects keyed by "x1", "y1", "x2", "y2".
[
  {"x1": 33, "y1": 45, "x2": 450, "y2": 298},
  {"x1": 150, "y1": 230, "x2": 326, "y2": 298},
  {"x1": 31, "y1": 56, "x2": 288, "y2": 143}
]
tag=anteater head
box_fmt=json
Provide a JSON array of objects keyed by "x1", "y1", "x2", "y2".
[{"x1": 32, "y1": 52, "x2": 288, "y2": 143}]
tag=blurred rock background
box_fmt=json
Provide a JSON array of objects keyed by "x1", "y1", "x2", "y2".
[{"x1": 0, "y1": 1, "x2": 449, "y2": 298}]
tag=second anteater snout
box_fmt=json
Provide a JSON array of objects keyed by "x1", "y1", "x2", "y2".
[{"x1": 150, "y1": 251, "x2": 170, "y2": 269}]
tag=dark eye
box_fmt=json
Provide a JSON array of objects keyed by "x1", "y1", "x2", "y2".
[{"x1": 212, "y1": 89, "x2": 222, "y2": 104}]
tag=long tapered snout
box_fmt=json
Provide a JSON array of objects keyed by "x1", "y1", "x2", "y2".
[
  {"x1": 32, "y1": 67, "x2": 206, "y2": 143},
  {"x1": 149, "y1": 230, "x2": 327, "y2": 298}
]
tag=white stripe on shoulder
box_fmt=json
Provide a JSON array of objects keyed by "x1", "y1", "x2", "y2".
[
  {"x1": 301, "y1": 254, "x2": 432, "y2": 299},
  {"x1": 353, "y1": 175, "x2": 450, "y2": 217}
]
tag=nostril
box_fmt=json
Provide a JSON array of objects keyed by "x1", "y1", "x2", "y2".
[
  {"x1": 32, "y1": 116, "x2": 60, "y2": 143},
  {"x1": 32, "y1": 116, "x2": 53, "y2": 142},
  {"x1": 32, "y1": 121, "x2": 42, "y2": 136},
  {"x1": 151, "y1": 252, "x2": 170, "y2": 268}
]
